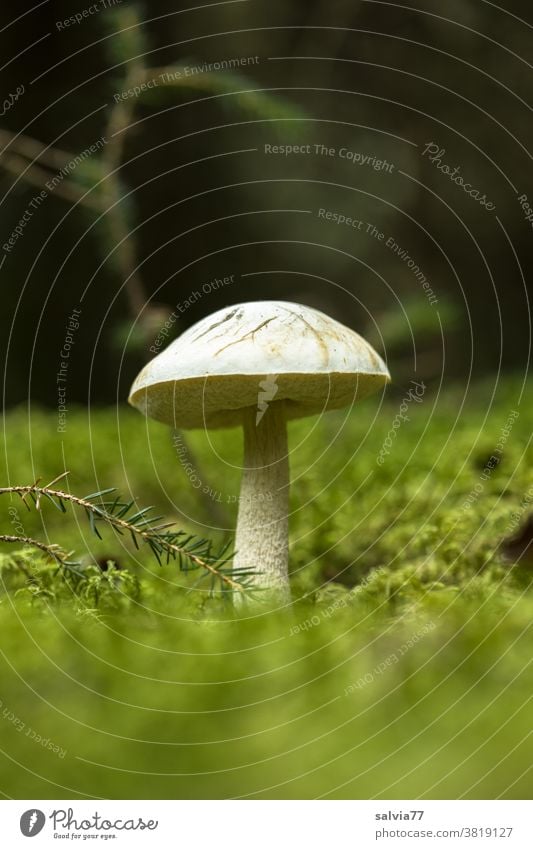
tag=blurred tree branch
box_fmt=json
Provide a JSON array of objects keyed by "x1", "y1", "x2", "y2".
[
  {"x1": 0, "y1": 148, "x2": 103, "y2": 209},
  {"x1": 2, "y1": 2, "x2": 296, "y2": 528},
  {"x1": 289, "y1": 0, "x2": 363, "y2": 84}
]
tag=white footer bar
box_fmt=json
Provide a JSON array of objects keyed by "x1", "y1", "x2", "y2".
[{"x1": 1, "y1": 800, "x2": 530, "y2": 847}]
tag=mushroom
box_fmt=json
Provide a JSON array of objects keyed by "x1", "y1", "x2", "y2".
[{"x1": 128, "y1": 301, "x2": 390, "y2": 603}]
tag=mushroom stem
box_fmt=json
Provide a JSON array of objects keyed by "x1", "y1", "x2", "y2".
[{"x1": 233, "y1": 401, "x2": 291, "y2": 603}]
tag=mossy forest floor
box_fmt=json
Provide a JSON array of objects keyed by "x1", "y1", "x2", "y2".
[{"x1": 0, "y1": 376, "x2": 531, "y2": 798}]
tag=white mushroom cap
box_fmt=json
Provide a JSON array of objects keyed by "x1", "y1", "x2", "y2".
[{"x1": 129, "y1": 300, "x2": 390, "y2": 429}]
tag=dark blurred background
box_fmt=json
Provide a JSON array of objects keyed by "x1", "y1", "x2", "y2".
[{"x1": 1, "y1": 0, "x2": 531, "y2": 407}]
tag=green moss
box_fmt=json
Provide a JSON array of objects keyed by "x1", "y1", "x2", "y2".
[{"x1": 0, "y1": 377, "x2": 531, "y2": 798}]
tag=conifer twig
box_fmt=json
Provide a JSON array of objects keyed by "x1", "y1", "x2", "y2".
[
  {"x1": 0, "y1": 535, "x2": 68, "y2": 564},
  {"x1": 0, "y1": 474, "x2": 250, "y2": 594}
]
